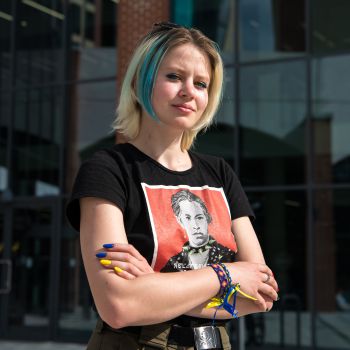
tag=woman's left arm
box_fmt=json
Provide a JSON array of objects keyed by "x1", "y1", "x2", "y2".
[
  {"x1": 232, "y1": 216, "x2": 278, "y2": 311},
  {"x1": 232, "y1": 216, "x2": 266, "y2": 264}
]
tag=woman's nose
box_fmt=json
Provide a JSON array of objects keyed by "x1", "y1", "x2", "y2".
[{"x1": 179, "y1": 81, "x2": 195, "y2": 98}]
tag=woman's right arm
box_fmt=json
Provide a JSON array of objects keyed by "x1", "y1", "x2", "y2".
[
  {"x1": 81, "y1": 197, "x2": 223, "y2": 328},
  {"x1": 80, "y1": 197, "x2": 277, "y2": 328}
]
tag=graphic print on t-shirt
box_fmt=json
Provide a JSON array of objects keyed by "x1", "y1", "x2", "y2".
[{"x1": 141, "y1": 184, "x2": 238, "y2": 272}]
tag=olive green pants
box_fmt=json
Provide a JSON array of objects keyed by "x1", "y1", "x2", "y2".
[{"x1": 86, "y1": 319, "x2": 232, "y2": 350}]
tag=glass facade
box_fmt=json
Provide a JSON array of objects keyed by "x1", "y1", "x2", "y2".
[
  {"x1": 0, "y1": 1, "x2": 350, "y2": 349},
  {"x1": 240, "y1": 60, "x2": 307, "y2": 186}
]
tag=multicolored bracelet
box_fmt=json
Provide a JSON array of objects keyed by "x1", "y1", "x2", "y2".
[
  {"x1": 209, "y1": 263, "x2": 228, "y2": 298},
  {"x1": 206, "y1": 262, "x2": 259, "y2": 321},
  {"x1": 219, "y1": 263, "x2": 232, "y2": 286}
]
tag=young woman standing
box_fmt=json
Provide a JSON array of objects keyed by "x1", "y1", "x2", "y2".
[{"x1": 67, "y1": 23, "x2": 278, "y2": 350}]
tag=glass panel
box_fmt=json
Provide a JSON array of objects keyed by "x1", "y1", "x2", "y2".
[
  {"x1": 0, "y1": 209, "x2": 2, "y2": 258},
  {"x1": 0, "y1": 0, "x2": 12, "y2": 92},
  {"x1": 0, "y1": 93, "x2": 10, "y2": 193},
  {"x1": 101, "y1": 0, "x2": 118, "y2": 47},
  {"x1": 172, "y1": 0, "x2": 235, "y2": 60},
  {"x1": 196, "y1": 67, "x2": 235, "y2": 167},
  {"x1": 239, "y1": 0, "x2": 305, "y2": 62},
  {"x1": 12, "y1": 87, "x2": 63, "y2": 196},
  {"x1": 16, "y1": 0, "x2": 64, "y2": 88},
  {"x1": 58, "y1": 200, "x2": 97, "y2": 334},
  {"x1": 245, "y1": 190, "x2": 310, "y2": 348},
  {"x1": 311, "y1": 0, "x2": 350, "y2": 54},
  {"x1": 65, "y1": 81, "x2": 116, "y2": 193},
  {"x1": 0, "y1": 208, "x2": 6, "y2": 293},
  {"x1": 67, "y1": 0, "x2": 117, "y2": 80},
  {"x1": 8, "y1": 206, "x2": 52, "y2": 332},
  {"x1": 240, "y1": 60, "x2": 307, "y2": 186},
  {"x1": 314, "y1": 189, "x2": 350, "y2": 349},
  {"x1": 312, "y1": 55, "x2": 350, "y2": 184}
]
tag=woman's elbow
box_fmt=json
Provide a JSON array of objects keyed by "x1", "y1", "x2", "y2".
[{"x1": 96, "y1": 298, "x2": 132, "y2": 329}]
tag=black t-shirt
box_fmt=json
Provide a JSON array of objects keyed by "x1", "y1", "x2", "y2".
[{"x1": 66, "y1": 143, "x2": 254, "y2": 271}]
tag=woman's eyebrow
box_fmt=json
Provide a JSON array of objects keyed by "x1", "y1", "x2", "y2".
[{"x1": 164, "y1": 66, "x2": 210, "y2": 81}]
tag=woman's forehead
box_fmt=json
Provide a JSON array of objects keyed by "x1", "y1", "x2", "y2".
[{"x1": 160, "y1": 43, "x2": 211, "y2": 78}]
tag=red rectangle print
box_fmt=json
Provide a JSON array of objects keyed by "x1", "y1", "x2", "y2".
[{"x1": 142, "y1": 184, "x2": 238, "y2": 272}]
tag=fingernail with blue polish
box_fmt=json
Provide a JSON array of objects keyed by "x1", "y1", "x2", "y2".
[
  {"x1": 96, "y1": 252, "x2": 107, "y2": 258},
  {"x1": 103, "y1": 243, "x2": 114, "y2": 249}
]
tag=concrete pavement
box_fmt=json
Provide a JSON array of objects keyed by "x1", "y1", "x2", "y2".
[{"x1": 0, "y1": 341, "x2": 86, "y2": 350}]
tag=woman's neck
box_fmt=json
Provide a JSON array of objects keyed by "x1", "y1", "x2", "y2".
[{"x1": 129, "y1": 119, "x2": 192, "y2": 171}]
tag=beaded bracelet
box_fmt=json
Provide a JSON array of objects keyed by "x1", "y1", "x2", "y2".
[
  {"x1": 206, "y1": 263, "x2": 259, "y2": 322},
  {"x1": 219, "y1": 263, "x2": 232, "y2": 287},
  {"x1": 220, "y1": 263, "x2": 258, "y2": 301},
  {"x1": 209, "y1": 263, "x2": 228, "y2": 298}
]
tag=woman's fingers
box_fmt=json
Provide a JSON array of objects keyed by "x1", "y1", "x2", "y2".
[
  {"x1": 260, "y1": 272, "x2": 279, "y2": 294},
  {"x1": 96, "y1": 243, "x2": 154, "y2": 278},
  {"x1": 98, "y1": 257, "x2": 147, "y2": 277},
  {"x1": 226, "y1": 261, "x2": 279, "y2": 304},
  {"x1": 103, "y1": 243, "x2": 145, "y2": 261},
  {"x1": 252, "y1": 294, "x2": 267, "y2": 312},
  {"x1": 258, "y1": 264, "x2": 279, "y2": 292},
  {"x1": 259, "y1": 281, "x2": 279, "y2": 301}
]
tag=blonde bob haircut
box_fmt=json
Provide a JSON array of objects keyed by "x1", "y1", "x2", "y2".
[{"x1": 112, "y1": 22, "x2": 224, "y2": 150}]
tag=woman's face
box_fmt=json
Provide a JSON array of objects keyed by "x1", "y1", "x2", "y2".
[{"x1": 150, "y1": 43, "x2": 211, "y2": 130}]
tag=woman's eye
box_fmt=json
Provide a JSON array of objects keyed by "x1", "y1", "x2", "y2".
[
  {"x1": 166, "y1": 73, "x2": 180, "y2": 80},
  {"x1": 195, "y1": 81, "x2": 208, "y2": 89}
]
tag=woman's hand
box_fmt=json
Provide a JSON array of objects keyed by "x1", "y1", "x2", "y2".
[
  {"x1": 225, "y1": 261, "x2": 278, "y2": 312},
  {"x1": 96, "y1": 243, "x2": 154, "y2": 280}
]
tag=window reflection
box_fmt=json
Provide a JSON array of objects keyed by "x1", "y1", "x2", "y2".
[
  {"x1": 246, "y1": 190, "x2": 310, "y2": 348},
  {"x1": 8, "y1": 206, "x2": 53, "y2": 329},
  {"x1": 312, "y1": 55, "x2": 350, "y2": 183},
  {"x1": 172, "y1": 0, "x2": 235, "y2": 58},
  {"x1": 315, "y1": 189, "x2": 350, "y2": 349},
  {"x1": 67, "y1": 0, "x2": 117, "y2": 80},
  {"x1": 65, "y1": 81, "x2": 116, "y2": 193},
  {"x1": 0, "y1": 94, "x2": 10, "y2": 192},
  {"x1": 15, "y1": 0, "x2": 64, "y2": 88},
  {"x1": 0, "y1": 1, "x2": 11, "y2": 92},
  {"x1": 12, "y1": 87, "x2": 63, "y2": 196},
  {"x1": 59, "y1": 199, "x2": 97, "y2": 333},
  {"x1": 195, "y1": 67, "x2": 235, "y2": 166},
  {"x1": 239, "y1": 0, "x2": 305, "y2": 62},
  {"x1": 240, "y1": 61, "x2": 307, "y2": 186},
  {"x1": 311, "y1": 0, "x2": 350, "y2": 54}
]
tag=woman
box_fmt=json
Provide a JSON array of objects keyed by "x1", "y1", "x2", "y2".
[{"x1": 67, "y1": 22, "x2": 279, "y2": 350}]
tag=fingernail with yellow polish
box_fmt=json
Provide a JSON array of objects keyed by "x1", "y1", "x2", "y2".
[
  {"x1": 114, "y1": 266, "x2": 123, "y2": 273},
  {"x1": 100, "y1": 259, "x2": 112, "y2": 266}
]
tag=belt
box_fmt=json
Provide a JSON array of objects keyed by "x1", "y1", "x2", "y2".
[
  {"x1": 168, "y1": 324, "x2": 223, "y2": 349},
  {"x1": 101, "y1": 320, "x2": 225, "y2": 349}
]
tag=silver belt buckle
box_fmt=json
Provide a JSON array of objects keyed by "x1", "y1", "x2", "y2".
[{"x1": 193, "y1": 325, "x2": 222, "y2": 350}]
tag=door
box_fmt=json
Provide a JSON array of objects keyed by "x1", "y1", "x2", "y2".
[{"x1": 0, "y1": 198, "x2": 59, "y2": 340}]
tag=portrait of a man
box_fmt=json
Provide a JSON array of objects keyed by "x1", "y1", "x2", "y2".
[{"x1": 161, "y1": 189, "x2": 235, "y2": 272}]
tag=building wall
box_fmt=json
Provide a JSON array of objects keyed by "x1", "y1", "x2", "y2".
[{"x1": 0, "y1": 1, "x2": 350, "y2": 349}]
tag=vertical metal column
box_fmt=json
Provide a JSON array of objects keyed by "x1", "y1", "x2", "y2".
[
  {"x1": 5, "y1": 0, "x2": 17, "y2": 194},
  {"x1": 234, "y1": 1, "x2": 246, "y2": 350},
  {"x1": 0, "y1": 0, "x2": 17, "y2": 338},
  {"x1": 234, "y1": 0, "x2": 240, "y2": 177},
  {"x1": 305, "y1": 0, "x2": 316, "y2": 349}
]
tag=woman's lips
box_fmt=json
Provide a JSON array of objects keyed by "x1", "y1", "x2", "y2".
[{"x1": 172, "y1": 104, "x2": 194, "y2": 113}]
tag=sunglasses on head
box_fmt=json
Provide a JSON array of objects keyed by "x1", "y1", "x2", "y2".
[{"x1": 151, "y1": 21, "x2": 192, "y2": 35}]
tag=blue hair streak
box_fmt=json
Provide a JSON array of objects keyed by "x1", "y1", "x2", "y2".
[{"x1": 137, "y1": 35, "x2": 169, "y2": 121}]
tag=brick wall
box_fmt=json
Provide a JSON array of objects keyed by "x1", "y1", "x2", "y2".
[
  {"x1": 117, "y1": 0, "x2": 170, "y2": 94},
  {"x1": 115, "y1": 0, "x2": 170, "y2": 143}
]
